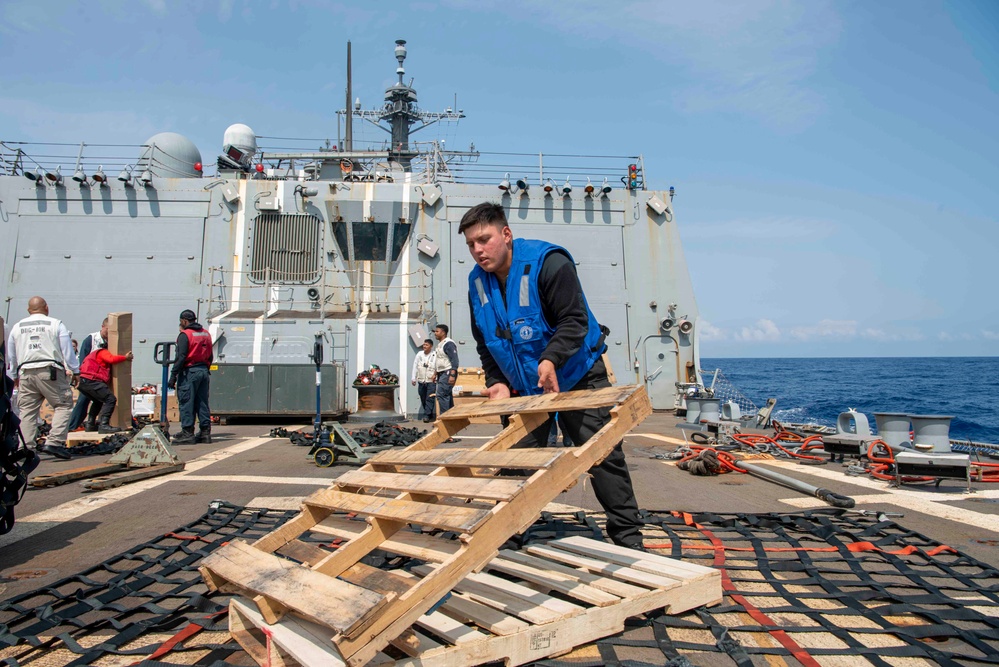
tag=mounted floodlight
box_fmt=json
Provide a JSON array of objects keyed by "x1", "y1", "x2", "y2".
[
  {"x1": 660, "y1": 317, "x2": 675, "y2": 332},
  {"x1": 646, "y1": 195, "x2": 667, "y2": 216},
  {"x1": 543, "y1": 179, "x2": 556, "y2": 196},
  {"x1": 516, "y1": 176, "x2": 529, "y2": 192},
  {"x1": 138, "y1": 169, "x2": 153, "y2": 187},
  {"x1": 562, "y1": 178, "x2": 572, "y2": 196},
  {"x1": 417, "y1": 184, "x2": 442, "y2": 206},
  {"x1": 678, "y1": 319, "x2": 694, "y2": 335},
  {"x1": 600, "y1": 178, "x2": 612, "y2": 196},
  {"x1": 92, "y1": 166, "x2": 107, "y2": 185},
  {"x1": 584, "y1": 177, "x2": 595, "y2": 196},
  {"x1": 118, "y1": 166, "x2": 134, "y2": 187},
  {"x1": 44, "y1": 166, "x2": 63, "y2": 186},
  {"x1": 24, "y1": 168, "x2": 44, "y2": 184},
  {"x1": 72, "y1": 167, "x2": 88, "y2": 185},
  {"x1": 498, "y1": 172, "x2": 511, "y2": 191}
]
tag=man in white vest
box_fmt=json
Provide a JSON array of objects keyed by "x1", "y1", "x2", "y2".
[
  {"x1": 5, "y1": 296, "x2": 79, "y2": 449},
  {"x1": 410, "y1": 338, "x2": 436, "y2": 422},
  {"x1": 431, "y1": 324, "x2": 458, "y2": 417}
]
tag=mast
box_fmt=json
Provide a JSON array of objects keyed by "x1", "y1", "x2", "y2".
[{"x1": 345, "y1": 41, "x2": 353, "y2": 152}]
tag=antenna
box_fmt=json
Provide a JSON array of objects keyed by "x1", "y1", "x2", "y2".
[{"x1": 345, "y1": 41, "x2": 353, "y2": 152}]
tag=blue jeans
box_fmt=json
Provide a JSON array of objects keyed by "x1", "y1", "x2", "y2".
[
  {"x1": 435, "y1": 375, "x2": 454, "y2": 414},
  {"x1": 177, "y1": 365, "x2": 211, "y2": 430}
]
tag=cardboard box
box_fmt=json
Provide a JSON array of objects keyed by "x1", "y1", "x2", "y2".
[{"x1": 153, "y1": 393, "x2": 180, "y2": 422}]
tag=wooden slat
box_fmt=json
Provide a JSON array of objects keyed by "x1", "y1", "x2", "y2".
[
  {"x1": 412, "y1": 565, "x2": 582, "y2": 623},
  {"x1": 336, "y1": 470, "x2": 525, "y2": 501},
  {"x1": 440, "y1": 385, "x2": 640, "y2": 420},
  {"x1": 417, "y1": 610, "x2": 489, "y2": 645},
  {"x1": 552, "y1": 536, "x2": 719, "y2": 580},
  {"x1": 499, "y1": 549, "x2": 648, "y2": 598},
  {"x1": 276, "y1": 539, "x2": 330, "y2": 567},
  {"x1": 438, "y1": 593, "x2": 530, "y2": 637},
  {"x1": 311, "y1": 515, "x2": 459, "y2": 563},
  {"x1": 341, "y1": 562, "x2": 412, "y2": 597},
  {"x1": 485, "y1": 557, "x2": 620, "y2": 606},
  {"x1": 368, "y1": 448, "x2": 563, "y2": 470},
  {"x1": 305, "y1": 489, "x2": 492, "y2": 534},
  {"x1": 524, "y1": 544, "x2": 683, "y2": 590},
  {"x1": 200, "y1": 539, "x2": 386, "y2": 633}
]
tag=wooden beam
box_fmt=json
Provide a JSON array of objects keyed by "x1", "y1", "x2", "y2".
[{"x1": 107, "y1": 312, "x2": 132, "y2": 429}]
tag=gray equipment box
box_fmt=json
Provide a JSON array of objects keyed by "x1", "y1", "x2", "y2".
[{"x1": 211, "y1": 363, "x2": 345, "y2": 417}]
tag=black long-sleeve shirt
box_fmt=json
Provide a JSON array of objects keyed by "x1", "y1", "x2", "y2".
[
  {"x1": 169, "y1": 323, "x2": 213, "y2": 384},
  {"x1": 469, "y1": 249, "x2": 593, "y2": 389}
]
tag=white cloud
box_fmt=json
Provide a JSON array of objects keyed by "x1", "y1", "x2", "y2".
[
  {"x1": 697, "y1": 320, "x2": 726, "y2": 341},
  {"x1": 938, "y1": 331, "x2": 975, "y2": 342},
  {"x1": 983, "y1": 330, "x2": 999, "y2": 340},
  {"x1": 860, "y1": 328, "x2": 926, "y2": 342},
  {"x1": 143, "y1": 0, "x2": 167, "y2": 14},
  {"x1": 734, "y1": 319, "x2": 781, "y2": 342},
  {"x1": 790, "y1": 319, "x2": 857, "y2": 340}
]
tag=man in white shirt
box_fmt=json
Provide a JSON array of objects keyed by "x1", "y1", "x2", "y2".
[
  {"x1": 410, "y1": 338, "x2": 436, "y2": 422},
  {"x1": 6, "y1": 296, "x2": 79, "y2": 449}
]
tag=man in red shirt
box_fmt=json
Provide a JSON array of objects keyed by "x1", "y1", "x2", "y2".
[{"x1": 77, "y1": 341, "x2": 134, "y2": 434}]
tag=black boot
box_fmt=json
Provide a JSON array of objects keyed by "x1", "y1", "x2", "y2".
[
  {"x1": 98, "y1": 418, "x2": 123, "y2": 434},
  {"x1": 84, "y1": 418, "x2": 97, "y2": 432},
  {"x1": 172, "y1": 427, "x2": 196, "y2": 444},
  {"x1": 196, "y1": 426, "x2": 211, "y2": 444}
]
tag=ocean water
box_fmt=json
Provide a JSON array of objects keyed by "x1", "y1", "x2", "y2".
[{"x1": 700, "y1": 357, "x2": 999, "y2": 444}]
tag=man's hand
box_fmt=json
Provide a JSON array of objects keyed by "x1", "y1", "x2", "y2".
[
  {"x1": 69, "y1": 371, "x2": 79, "y2": 388},
  {"x1": 482, "y1": 383, "x2": 511, "y2": 401},
  {"x1": 447, "y1": 370, "x2": 457, "y2": 386},
  {"x1": 411, "y1": 379, "x2": 416, "y2": 386},
  {"x1": 537, "y1": 360, "x2": 559, "y2": 394},
  {"x1": 125, "y1": 351, "x2": 134, "y2": 361},
  {"x1": 168, "y1": 379, "x2": 176, "y2": 390}
]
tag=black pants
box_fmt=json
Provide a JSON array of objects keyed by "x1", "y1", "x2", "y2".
[
  {"x1": 76, "y1": 377, "x2": 117, "y2": 422},
  {"x1": 513, "y1": 358, "x2": 643, "y2": 547},
  {"x1": 417, "y1": 381, "x2": 435, "y2": 419},
  {"x1": 178, "y1": 365, "x2": 211, "y2": 431}
]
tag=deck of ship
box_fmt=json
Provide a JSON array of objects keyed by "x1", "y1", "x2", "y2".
[{"x1": 1, "y1": 410, "x2": 997, "y2": 665}]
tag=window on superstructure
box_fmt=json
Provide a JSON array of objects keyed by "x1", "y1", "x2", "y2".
[
  {"x1": 331, "y1": 221, "x2": 412, "y2": 262},
  {"x1": 248, "y1": 213, "x2": 323, "y2": 284}
]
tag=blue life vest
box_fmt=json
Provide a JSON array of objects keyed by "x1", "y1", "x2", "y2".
[{"x1": 469, "y1": 239, "x2": 607, "y2": 395}]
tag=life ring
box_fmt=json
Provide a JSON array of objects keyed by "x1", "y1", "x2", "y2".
[{"x1": 340, "y1": 159, "x2": 353, "y2": 175}]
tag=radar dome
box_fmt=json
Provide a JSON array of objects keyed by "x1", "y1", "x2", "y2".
[
  {"x1": 220, "y1": 123, "x2": 257, "y2": 170},
  {"x1": 136, "y1": 132, "x2": 203, "y2": 178}
]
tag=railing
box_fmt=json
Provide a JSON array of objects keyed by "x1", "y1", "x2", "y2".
[
  {"x1": 3, "y1": 138, "x2": 650, "y2": 193},
  {"x1": 206, "y1": 265, "x2": 436, "y2": 318}
]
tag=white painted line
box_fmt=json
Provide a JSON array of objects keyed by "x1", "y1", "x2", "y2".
[
  {"x1": 181, "y1": 475, "x2": 329, "y2": 485},
  {"x1": 0, "y1": 430, "x2": 303, "y2": 549},
  {"x1": 778, "y1": 494, "x2": 999, "y2": 534}
]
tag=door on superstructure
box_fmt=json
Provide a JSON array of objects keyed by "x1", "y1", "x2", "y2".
[{"x1": 642, "y1": 335, "x2": 679, "y2": 409}]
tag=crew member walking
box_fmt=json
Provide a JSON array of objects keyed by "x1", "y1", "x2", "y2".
[
  {"x1": 459, "y1": 202, "x2": 645, "y2": 550},
  {"x1": 431, "y1": 324, "x2": 458, "y2": 415},
  {"x1": 168, "y1": 309, "x2": 213, "y2": 444},
  {"x1": 410, "y1": 338, "x2": 436, "y2": 422},
  {"x1": 5, "y1": 297, "x2": 79, "y2": 451},
  {"x1": 77, "y1": 340, "x2": 133, "y2": 433}
]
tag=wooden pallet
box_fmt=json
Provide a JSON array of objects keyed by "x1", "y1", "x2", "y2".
[
  {"x1": 228, "y1": 535, "x2": 722, "y2": 667},
  {"x1": 201, "y1": 385, "x2": 653, "y2": 666}
]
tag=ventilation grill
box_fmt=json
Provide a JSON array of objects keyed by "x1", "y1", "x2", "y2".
[{"x1": 248, "y1": 213, "x2": 322, "y2": 284}]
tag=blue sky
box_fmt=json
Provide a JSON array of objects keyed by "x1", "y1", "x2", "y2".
[{"x1": 1, "y1": 0, "x2": 996, "y2": 357}]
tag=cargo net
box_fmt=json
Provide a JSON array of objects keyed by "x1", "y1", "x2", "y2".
[
  {"x1": 701, "y1": 367, "x2": 759, "y2": 419},
  {"x1": 1, "y1": 506, "x2": 997, "y2": 666}
]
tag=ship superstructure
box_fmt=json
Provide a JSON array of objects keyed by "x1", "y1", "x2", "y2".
[{"x1": 0, "y1": 40, "x2": 700, "y2": 415}]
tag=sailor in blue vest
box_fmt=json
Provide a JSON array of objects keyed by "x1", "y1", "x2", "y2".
[{"x1": 460, "y1": 202, "x2": 645, "y2": 550}]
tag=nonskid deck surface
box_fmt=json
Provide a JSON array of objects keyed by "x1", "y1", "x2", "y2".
[{"x1": 1, "y1": 503, "x2": 996, "y2": 666}]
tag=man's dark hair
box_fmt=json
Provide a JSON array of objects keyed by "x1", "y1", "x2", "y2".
[
  {"x1": 179, "y1": 309, "x2": 197, "y2": 322},
  {"x1": 458, "y1": 202, "x2": 507, "y2": 234},
  {"x1": 423, "y1": 338, "x2": 433, "y2": 345},
  {"x1": 435, "y1": 324, "x2": 449, "y2": 335}
]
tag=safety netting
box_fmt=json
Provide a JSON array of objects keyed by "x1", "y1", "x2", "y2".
[{"x1": 0, "y1": 505, "x2": 996, "y2": 666}]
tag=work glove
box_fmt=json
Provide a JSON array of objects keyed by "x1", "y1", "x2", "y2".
[{"x1": 168, "y1": 379, "x2": 176, "y2": 390}]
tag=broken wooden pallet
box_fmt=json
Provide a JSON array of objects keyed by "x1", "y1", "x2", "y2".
[
  {"x1": 227, "y1": 535, "x2": 722, "y2": 667},
  {"x1": 201, "y1": 385, "x2": 653, "y2": 666}
]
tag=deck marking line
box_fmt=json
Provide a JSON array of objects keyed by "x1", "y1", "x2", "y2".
[{"x1": 0, "y1": 431, "x2": 297, "y2": 548}]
